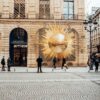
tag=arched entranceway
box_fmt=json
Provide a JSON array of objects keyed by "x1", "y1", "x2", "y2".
[
  {"x1": 9, "y1": 27, "x2": 28, "y2": 67},
  {"x1": 38, "y1": 26, "x2": 80, "y2": 67}
]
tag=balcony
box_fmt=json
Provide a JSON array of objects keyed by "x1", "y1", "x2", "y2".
[{"x1": 0, "y1": 13, "x2": 84, "y2": 20}]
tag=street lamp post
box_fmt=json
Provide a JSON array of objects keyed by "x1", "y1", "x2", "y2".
[{"x1": 83, "y1": 18, "x2": 98, "y2": 70}]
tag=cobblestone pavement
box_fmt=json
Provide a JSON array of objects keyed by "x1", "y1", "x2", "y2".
[{"x1": 0, "y1": 67, "x2": 100, "y2": 100}]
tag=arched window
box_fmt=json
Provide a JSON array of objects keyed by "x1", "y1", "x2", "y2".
[
  {"x1": 14, "y1": 0, "x2": 25, "y2": 18},
  {"x1": 10, "y1": 28, "x2": 27, "y2": 45}
]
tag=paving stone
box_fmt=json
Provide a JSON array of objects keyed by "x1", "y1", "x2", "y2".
[
  {"x1": 0, "y1": 81, "x2": 100, "y2": 100},
  {"x1": 0, "y1": 67, "x2": 100, "y2": 100}
]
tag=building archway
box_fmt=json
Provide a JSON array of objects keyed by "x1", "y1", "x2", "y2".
[
  {"x1": 9, "y1": 27, "x2": 28, "y2": 67},
  {"x1": 37, "y1": 27, "x2": 80, "y2": 66}
]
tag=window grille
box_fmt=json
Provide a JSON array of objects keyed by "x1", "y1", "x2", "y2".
[
  {"x1": 14, "y1": 0, "x2": 25, "y2": 18},
  {"x1": 39, "y1": 0, "x2": 50, "y2": 19}
]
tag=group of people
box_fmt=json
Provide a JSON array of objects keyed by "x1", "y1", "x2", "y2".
[
  {"x1": 1, "y1": 56, "x2": 11, "y2": 71},
  {"x1": 1, "y1": 55, "x2": 99, "y2": 73},
  {"x1": 87, "y1": 54, "x2": 100, "y2": 72},
  {"x1": 52, "y1": 57, "x2": 68, "y2": 69},
  {"x1": 0, "y1": 56, "x2": 68, "y2": 73},
  {"x1": 36, "y1": 56, "x2": 68, "y2": 73}
]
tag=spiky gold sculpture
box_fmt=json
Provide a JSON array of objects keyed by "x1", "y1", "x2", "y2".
[{"x1": 40, "y1": 24, "x2": 75, "y2": 59}]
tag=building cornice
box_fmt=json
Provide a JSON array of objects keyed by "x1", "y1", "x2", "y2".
[{"x1": 0, "y1": 19, "x2": 84, "y2": 25}]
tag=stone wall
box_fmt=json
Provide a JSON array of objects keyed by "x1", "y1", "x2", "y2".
[
  {"x1": 0, "y1": 19, "x2": 88, "y2": 67},
  {"x1": 0, "y1": 0, "x2": 87, "y2": 67}
]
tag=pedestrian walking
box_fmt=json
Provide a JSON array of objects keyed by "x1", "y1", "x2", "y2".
[
  {"x1": 62, "y1": 58, "x2": 66, "y2": 69},
  {"x1": 87, "y1": 58, "x2": 93, "y2": 72},
  {"x1": 1, "y1": 56, "x2": 5, "y2": 71},
  {"x1": 94, "y1": 56, "x2": 99, "y2": 72},
  {"x1": 7, "y1": 57, "x2": 11, "y2": 71},
  {"x1": 36, "y1": 56, "x2": 43, "y2": 73},
  {"x1": 62, "y1": 58, "x2": 68, "y2": 69},
  {"x1": 53, "y1": 57, "x2": 57, "y2": 69}
]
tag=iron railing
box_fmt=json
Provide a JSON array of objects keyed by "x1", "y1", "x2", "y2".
[{"x1": 0, "y1": 13, "x2": 84, "y2": 20}]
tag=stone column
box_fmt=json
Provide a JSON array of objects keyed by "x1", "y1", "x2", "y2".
[{"x1": 27, "y1": 26, "x2": 39, "y2": 67}]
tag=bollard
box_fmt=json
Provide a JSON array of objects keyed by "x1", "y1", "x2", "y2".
[
  {"x1": 26, "y1": 68, "x2": 28, "y2": 72},
  {"x1": 14, "y1": 68, "x2": 15, "y2": 72}
]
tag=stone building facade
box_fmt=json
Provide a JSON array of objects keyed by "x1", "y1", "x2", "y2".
[
  {"x1": 0, "y1": 0, "x2": 87, "y2": 67},
  {"x1": 91, "y1": 8, "x2": 100, "y2": 54}
]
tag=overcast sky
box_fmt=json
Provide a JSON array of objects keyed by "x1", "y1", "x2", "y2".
[{"x1": 85, "y1": 0, "x2": 100, "y2": 14}]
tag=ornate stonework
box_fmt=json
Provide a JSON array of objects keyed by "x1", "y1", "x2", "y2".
[{"x1": 0, "y1": 0, "x2": 88, "y2": 67}]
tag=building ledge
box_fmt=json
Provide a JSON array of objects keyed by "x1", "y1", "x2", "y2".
[{"x1": 0, "y1": 18, "x2": 84, "y2": 24}]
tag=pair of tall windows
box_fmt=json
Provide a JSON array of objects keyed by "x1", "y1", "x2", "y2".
[
  {"x1": 14, "y1": 0, "x2": 50, "y2": 19},
  {"x1": 39, "y1": 0, "x2": 74, "y2": 19}
]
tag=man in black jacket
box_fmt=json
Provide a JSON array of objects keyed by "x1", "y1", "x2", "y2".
[
  {"x1": 36, "y1": 56, "x2": 43, "y2": 73},
  {"x1": 1, "y1": 56, "x2": 5, "y2": 71}
]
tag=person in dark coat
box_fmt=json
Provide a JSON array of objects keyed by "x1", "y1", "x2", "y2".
[
  {"x1": 62, "y1": 58, "x2": 66, "y2": 69},
  {"x1": 36, "y1": 56, "x2": 43, "y2": 73},
  {"x1": 1, "y1": 56, "x2": 5, "y2": 71},
  {"x1": 7, "y1": 57, "x2": 11, "y2": 71},
  {"x1": 53, "y1": 57, "x2": 57, "y2": 68},
  {"x1": 94, "y1": 56, "x2": 99, "y2": 72},
  {"x1": 87, "y1": 57, "x2": 94, "y2": 72}
]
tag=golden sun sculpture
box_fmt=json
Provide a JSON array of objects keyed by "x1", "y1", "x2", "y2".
[{"x1": 40, "y1": 24, "x2": 75, "y2": 59}]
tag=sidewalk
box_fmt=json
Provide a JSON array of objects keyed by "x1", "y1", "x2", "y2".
[
  {"x1": 0, "y1": 66, "x2": 99, "y2": 73},
  {"x1": 0, "y1": 66, "x2": 100, "y2": 100}
]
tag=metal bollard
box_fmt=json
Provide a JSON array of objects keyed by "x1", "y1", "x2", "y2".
[
  {"x1": 26, "y1": 68, "x2": 28, "y2": 72},
  {"x1": 14, "y1": 68, "x2": 15, "y2": 72}
]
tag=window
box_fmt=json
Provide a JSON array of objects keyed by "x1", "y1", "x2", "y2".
[
  {"x1": 14, "y1": 0, "x2": 25, "y2": 18},
  {"x1": 39, "y1": 0, "x2": 50, "y2": 19},
  {"x1": 63, "y1": 0, "x2": 74, "y2": 19}
]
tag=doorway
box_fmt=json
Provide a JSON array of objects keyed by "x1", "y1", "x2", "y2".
[
  {"x1": 14, "y1": 46, "x2": 27, "y2": 66},
  {"x1": 9, "y1": 28, "x2": 28, "y2": 67}
]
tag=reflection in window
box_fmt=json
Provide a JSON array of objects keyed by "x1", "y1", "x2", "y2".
[
  {"x1": 14, "y1": 0, "x2": 25, "y2": 18},
  {"x1": 63, "y1": 0, "x2": 74, "y2": 19},
  {"x1": 39, "y1": 0, "x2": 50, "y2": 19}
]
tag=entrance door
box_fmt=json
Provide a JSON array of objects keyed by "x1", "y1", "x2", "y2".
[
  {"x1": 10, "y1": 28, "x2": 28, "y2": 67},
  {"x1": 14, "y1": 46, "x2": 27, "y2": 66}
]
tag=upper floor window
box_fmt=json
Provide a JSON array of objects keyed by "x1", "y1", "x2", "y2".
[
  {"x1": 39, "y1": 0, "x2": 50, "y2": 19},
  {"x1": 14, "y1": 0, "x2": 25, "y2": 18},
  {"x1": 63, "y1": 0, "x2": 74, "y2": 19}
]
